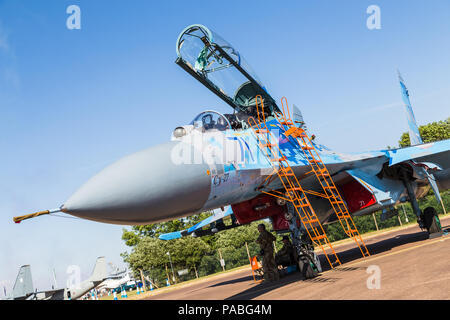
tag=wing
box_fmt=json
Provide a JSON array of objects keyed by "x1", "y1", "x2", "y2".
[
  {"x1": 159, "y1": 206, "x2": 238, "y2": 240},
  {"x1": 28, "y1": 288, "x2": 65, "y2": 300},
  {"x1": 302, "y1": 139, "x2": 449, "y2": 220}
]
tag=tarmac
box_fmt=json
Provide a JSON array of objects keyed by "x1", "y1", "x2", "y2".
[{"x1": 142, "y1": 216, "x2": 450, "y2": 300}]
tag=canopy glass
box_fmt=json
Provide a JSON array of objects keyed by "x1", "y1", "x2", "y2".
[
  {"x1": 190, "y1": 110, "x2": 231, "y2": 132},
  {"x1": 176, "y1": 24, "x2": 279, "y2": 115}
]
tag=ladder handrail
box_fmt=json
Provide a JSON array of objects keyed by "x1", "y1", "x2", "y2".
[
  {"x1": 249, "y1": 96, "x2": 342, "y2": 269},
  {"x1": 274, "y1": 98, "x2": 370, "y2": 258},
  {"x1": 281, "y1": 96, "x2": 292, "y2": 124}
]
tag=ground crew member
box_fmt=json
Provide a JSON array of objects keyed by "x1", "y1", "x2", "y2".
[
  {"x1": 275, "y1": 236, "x2": 295, "y2": 267},
  {"x1": 256, "y1": 224, "x2": 279, "y2": 282}
]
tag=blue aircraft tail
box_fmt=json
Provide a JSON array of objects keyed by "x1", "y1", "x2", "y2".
[
  {"x1": 398, "y1": 71, "x2": 442, "y2": 203},
  {"x1": 292, "y1": 104, "x2": 307, "y2": 131},
  {"x1": 398, "y1": 71, "x2": 423, "y2": 146}
]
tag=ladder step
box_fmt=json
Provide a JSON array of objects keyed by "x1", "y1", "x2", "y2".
[
  {"x1": 312, "y1": 234, "x2": 327, "y2": 241},
  {"x1": 316, "y1": 168, "x2": 329, "y2": 175},
  {"x1": 251, "y1": 98, "x2": 370, "y2": 266},
  {"x1": 293, "y1": 197, "x2": 307, "y2": 203},
  {"x1": 281, "y1": 172, "x2": 295, "y2": 177},
  {"x1": 331, "y1": 260, "x2": 341, "y2": 267},
  {"x1": 280, "y1": 167, "x2": 293, "y2": 172},
  {"x1": 270, "y1": 157, "x2": 287, "y2": 162}
]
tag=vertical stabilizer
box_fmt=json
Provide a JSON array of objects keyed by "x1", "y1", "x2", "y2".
[
  {"x1": 12, "y1": 265, "x2": 34, "y2": 299},
  {"x1": 398, "y1": 71, "x2": 423, "y2": 146},
  {"x1": 89, "y1": 257, "x2": 107, "y2": 282},
  {"x1": 52, "y1": 268, "x2": 58, "y2": 289},
  {"x1": 292, "y1": 104, "x2": 307, "y2": 131},
  {"x1": 398, "y1": 71, "x2": 442, "y2": 204}
]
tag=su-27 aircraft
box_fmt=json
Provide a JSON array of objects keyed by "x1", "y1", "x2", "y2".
[
  {"x1": 13, "y1": 24, "x2": 450, "y2": 275},
  {"x1": 4, "y1": 257, "x2": 107, "y2": 300}
]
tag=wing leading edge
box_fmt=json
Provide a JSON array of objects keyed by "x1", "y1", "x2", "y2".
[{"x1": 159, "y1": 206, "x2": 236, "y2": 240}]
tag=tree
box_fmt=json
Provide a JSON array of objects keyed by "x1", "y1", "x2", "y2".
[
  {"x1": 214, "y1": 221, "x2": 269, "y2": 250},
  {"x1": 122, "y1": 234, "x2": 212, "y2": 283},
  {"x1": 399, "y1": 118, "x2": 450, "y2": 147},
  {"x1": 121, "y1": 211, "x2": 214, "y2": 247},
  {"x1": 214, "y1": 221, "x2": 274, "y2": 270},
  {"x1": 122, "y1": 220, "x2": 186, "y2": 247},
  {"x1": 165, "y1": 236, "x2": 211, "y2": 269},
  {"x1": 123, "y1": 237, "x2": 168, "y2": 271},
  {"x1": 121, "y1": 212, "x2": 216, "y2": 281},
  {"x1": 121, "y1": 217, "x2": 276, "y2": 282}
]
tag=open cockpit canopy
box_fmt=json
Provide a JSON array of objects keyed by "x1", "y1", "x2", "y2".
[{"x1": 176, "y1": 24, "x2": 280, "y2": 116}]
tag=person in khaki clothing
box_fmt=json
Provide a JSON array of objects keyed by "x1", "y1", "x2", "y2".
[
  {"x1": 256, "y1": 224, "x2": 279, "y2": 282},
  {"x1": 275, "y1": 235, "x2": 295, "y2": 267}
]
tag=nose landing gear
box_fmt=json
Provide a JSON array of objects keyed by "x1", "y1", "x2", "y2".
[
  {"x1": 285, "y1": 203, "x2": 322, "y2": 280},
  {"x1": 422, "y1": 207, "x2": 443, "y2": 237}
]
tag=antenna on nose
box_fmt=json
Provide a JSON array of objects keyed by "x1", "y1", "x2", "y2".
[{"x1": 13, "y1": 208, "x2": 61, "y2": 224}]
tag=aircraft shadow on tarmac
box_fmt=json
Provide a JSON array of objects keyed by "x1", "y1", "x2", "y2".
[
  {"x1": 208, "y1": 275, "x2": 255, "y2": 288},
  {"x1": 223, "y1": 272, "x2": 345, "y2": 300},
  {"x1": 323, "y1": 230, "x2": 430, "y2": 270},
  {"x1": 221, "y1": 227, "x2": 444, "y2": 300}
]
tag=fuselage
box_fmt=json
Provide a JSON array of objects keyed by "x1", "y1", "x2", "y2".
[{"x1": 61, "y1": 113, "x2": 438, "y2": 226}]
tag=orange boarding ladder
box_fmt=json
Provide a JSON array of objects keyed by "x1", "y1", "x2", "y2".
[
  {"x1": 275, "y1": 97, "x2": 370, "y2": 258},
  {"x1": 248, "y1": 96, "x2": 342, "y2": 270}
]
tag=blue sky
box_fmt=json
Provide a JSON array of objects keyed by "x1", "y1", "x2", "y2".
[{"x1": 1, "y1": 0, "x2": 449, "y2": 294}]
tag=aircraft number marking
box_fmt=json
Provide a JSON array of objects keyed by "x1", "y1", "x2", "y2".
[{"x1": 213, "y1": 173, "x2": 230, "y2": 186}]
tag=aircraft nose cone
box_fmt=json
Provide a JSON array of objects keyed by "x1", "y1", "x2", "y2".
[{"x1": 61, "y1": 141, "x2": 211, "y2": 225}]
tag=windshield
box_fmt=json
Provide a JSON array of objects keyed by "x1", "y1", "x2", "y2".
[{"x1": 190, "y1": 111, "x2": 231, "y2": 132}]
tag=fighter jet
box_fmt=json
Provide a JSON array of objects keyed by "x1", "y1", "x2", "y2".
[
  {"x1": 3, "y1": 265, "x2": 34, "y2": 300},
  {"x1": 4, "y1": 257, "x2": 107, "y2": 300},
  {"x1": 13, "y1": 24, "x2": 450, "y2": 269},
  {"x1": 19, "y1": 257, "x2": 107, "y2": 300},
  {"x1": 96, "y1": 269, "x2": 132, "y2": 292}
]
